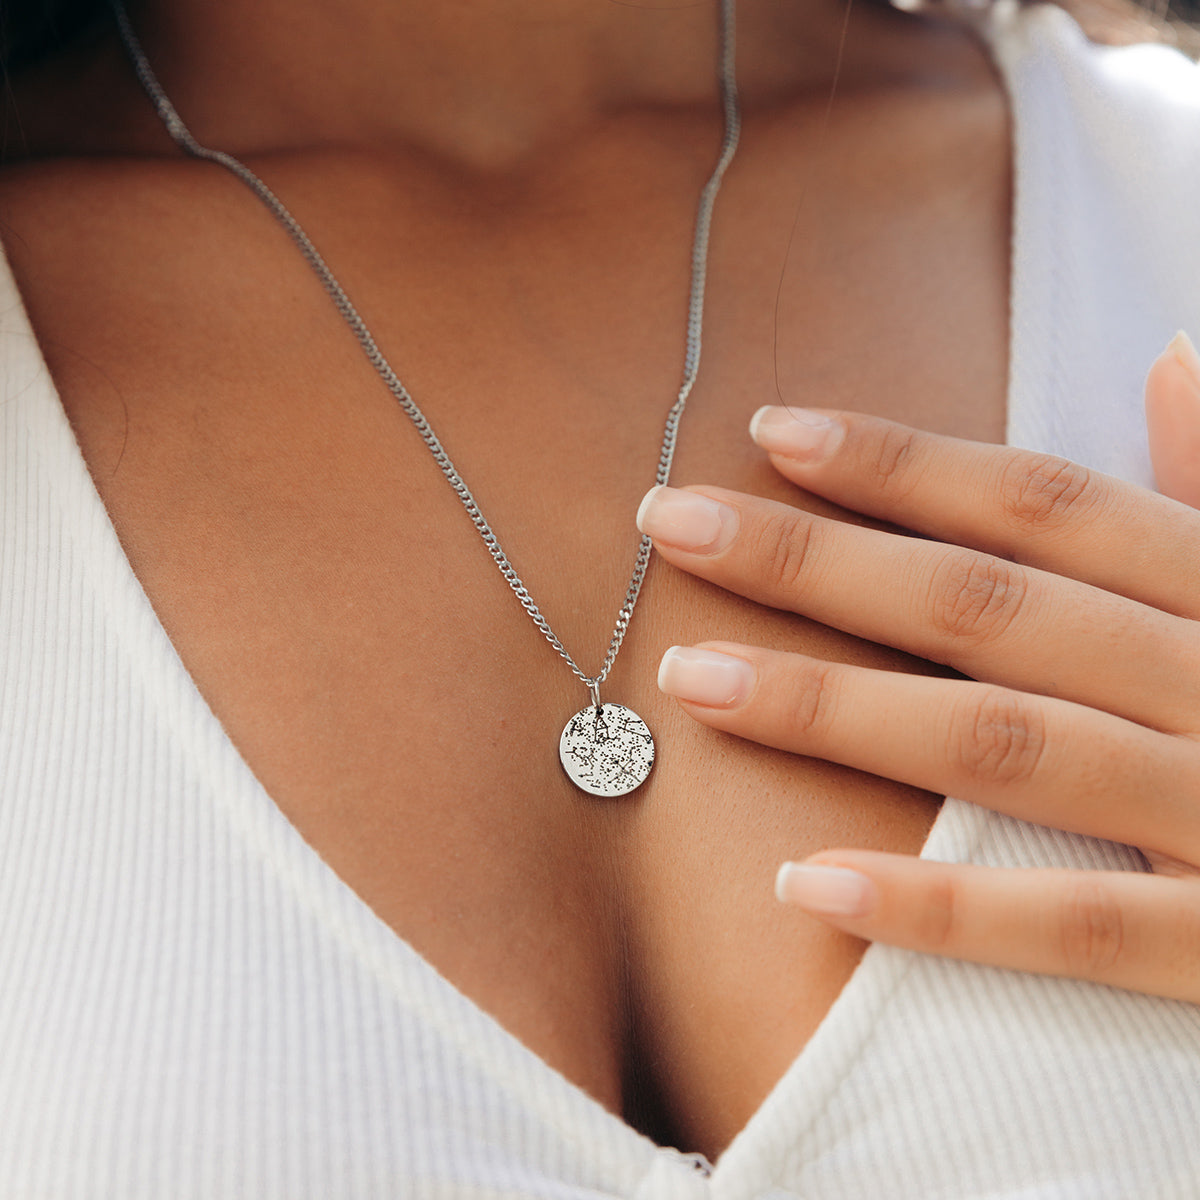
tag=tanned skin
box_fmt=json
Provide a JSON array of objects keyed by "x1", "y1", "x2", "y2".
[{"x1": 0, "y1": 0, "x2": 1009, "y2": 1155}]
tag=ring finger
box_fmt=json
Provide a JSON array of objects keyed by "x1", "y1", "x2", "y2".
[{"x1": 637, "y1": 485, "x2": 1200, "y2": 734}]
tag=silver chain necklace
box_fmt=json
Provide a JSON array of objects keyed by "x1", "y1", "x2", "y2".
[{"x1": 111, "y1": 0, "x2": 741, "y2": 797}]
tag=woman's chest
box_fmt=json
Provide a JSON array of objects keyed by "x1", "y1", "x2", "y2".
[{"x1": 0, "y1": 102, "x2": 1008, "y2": 1152}]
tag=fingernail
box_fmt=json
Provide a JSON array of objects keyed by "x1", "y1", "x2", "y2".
[
  {"x1": 750, "y1": 406, "x2": 845, "y2": 461},
  {"x1": 636, "y1": 486, "x2": 737, "y2": 554},
  {"x1": 657, "y1": 645, "x2": 755, "y2": 707},
  {"x1": 775, "y1": 862, "x2": 875, "y2": 917},
  {"x1": 1167, "y1": 330, "x2": 1200, "y2": 397}
]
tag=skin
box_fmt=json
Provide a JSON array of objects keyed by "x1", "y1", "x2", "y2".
[
  {"x1": 3, "y1": 0, "x2": 1017, "y2": 1159},
  {"x1": 647, "y1": 343, "x2": 1200, "y2": 1002}
]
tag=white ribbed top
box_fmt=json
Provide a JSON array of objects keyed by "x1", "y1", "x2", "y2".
[{"x1": 3, "y1": 7, "x2": 1200, "y2": 1197}]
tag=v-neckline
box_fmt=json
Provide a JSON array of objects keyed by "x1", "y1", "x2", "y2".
[{"x1": 2, "y1": 3, "x2": 1044, "y2": 1187}]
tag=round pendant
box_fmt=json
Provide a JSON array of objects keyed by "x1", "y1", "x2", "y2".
[{"x1": 559, "y1": 703, "x2": 655, "y2": 797}]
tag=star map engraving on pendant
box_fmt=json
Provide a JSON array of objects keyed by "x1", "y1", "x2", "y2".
[{"x1": 559, "y1": 703, "x2": 655, "y2": 797}]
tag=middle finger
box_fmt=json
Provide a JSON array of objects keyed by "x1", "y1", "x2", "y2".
[{"x1": 636, "y1": 484, "x2": 1200, "y2": 734}]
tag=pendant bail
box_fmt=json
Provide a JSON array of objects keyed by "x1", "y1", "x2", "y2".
[{"x1": 587, "y1": 679, "x2": 601, "y2": 712}]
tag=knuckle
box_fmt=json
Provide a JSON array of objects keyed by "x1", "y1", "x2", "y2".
[
  {"x1": 953, "y1": 690, "x2": 1047, "y2": 786},
  {"x1": 782, "y1": 660, "x2": 838, "y2": 740},
  {"x1": 911, "y1": 873, "x2": 961, "y2": 953},
  {"x1": 928, "y1": 551, "x2": 1028, "y2": 642},
  {"x1": 999, "y1": 453, "x2": 1098, "y2": 532},
  {"x1": 1058, "y1": 880, "x2": 1126, "y2": 976},
  {"x1": 865, "y1": 423, "x2": 921, "y2": 494},
  {"x1": 750, "y1": 510, "x2": 819, "y2": 596}
]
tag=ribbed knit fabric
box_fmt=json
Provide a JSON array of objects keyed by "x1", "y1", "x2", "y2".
[{"x1": 3, "y1": 6, "x2": 1200, "y2": 1197}]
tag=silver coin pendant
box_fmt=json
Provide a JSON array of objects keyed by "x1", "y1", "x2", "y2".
[{"x1": 559, "y1": 703, "x2": 655, "y2": 797}]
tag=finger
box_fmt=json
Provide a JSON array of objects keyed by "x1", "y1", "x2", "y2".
[
  {"x1": 774, "y1": 852, "x2": 1200, "y2": 1003},
  {"x1": 656, "y1": 642, "x2": 1200, "y2": 862},
  {"x1": 747, "y1": 405, "x2": 1200, "y2": 620},
  {"x1": 1146, "y1": 331, "x2": 1200, "y2": 510},
  {"x1": 637, "y1": 485, "x2": 1200, "y2": 733}
]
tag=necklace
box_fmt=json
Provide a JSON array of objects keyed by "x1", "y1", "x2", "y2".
[{"x1": 111, "y1": 0, "x2": 741, "y2": 798}]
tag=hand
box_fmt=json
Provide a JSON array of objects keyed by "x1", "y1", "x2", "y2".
[{"x1": 636, "y1": 332, "x2": 1200, "y2": 1002}]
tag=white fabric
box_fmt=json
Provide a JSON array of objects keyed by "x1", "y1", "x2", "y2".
[{"x1": 3, "y1": 6, "x2": 1200, "y2": 1197}]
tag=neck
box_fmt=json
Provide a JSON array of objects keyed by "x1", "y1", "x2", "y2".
[
  {"x1": 11, "y1": 1, "x2": 985, "y2": 171},
  {"x1": 117, "y1": 0, "x2": 936, "y2": 169}
]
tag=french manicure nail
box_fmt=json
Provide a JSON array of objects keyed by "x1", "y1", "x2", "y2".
[
  {"x1": 749, "y1": 406, "x2": 844, "y2": 461},
  {"x1": 774, "y1": 862, "x2": 875, "y2": 917},
  {"x1": 657, "y1": 646, "x2": 755, "y2": 708},
  {"x1": 636, "y1": 486, "x2": 737, "y2": 553},
  {"x1": 1167, "y1": 330, "x2": 1200, "y2": 397}
]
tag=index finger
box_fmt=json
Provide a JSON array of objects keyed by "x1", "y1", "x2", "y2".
[{"x1": 749, "y1": 407, "x2": 1200, "y2": 621}]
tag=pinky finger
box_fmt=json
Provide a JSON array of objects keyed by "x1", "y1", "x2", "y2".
[{"x1": 776, "y1": 852, "x2": 1200, "y2": 1003}]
